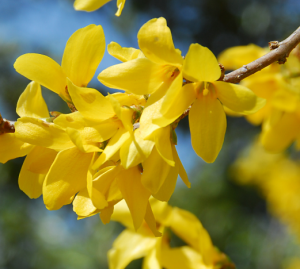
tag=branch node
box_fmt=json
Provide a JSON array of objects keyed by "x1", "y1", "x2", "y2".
[
  {"x1": 0, "y1": 114, "x2": 15, "y2": 135},
  {"x1": 223, "y1": 26, "x2": 300, "y2": 83},
  {"x1": 269, "y1": 41, "x2": 280, "y2": 50},
  {"x1": 217, "y1": 63, "x2": 225, "y2": 81}
]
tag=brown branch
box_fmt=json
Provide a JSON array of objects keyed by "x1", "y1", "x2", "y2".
[
  {"x1": 223, "y1": 26, "x2": 300, "y2": 84},
  {"x1": 0, "y1": 113, "x2": 15, "y2": 135}
]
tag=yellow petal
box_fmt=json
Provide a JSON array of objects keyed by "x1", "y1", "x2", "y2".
[
  {"x1": 245, "y1": 101, "x2": 271, "y2": 125},
  {"x1": 108, "y1": 42, "x2": 142, "y2": 62},
  {"x1": 138, "y1": 86, "x2": 169, "y2": 139},
  {"x1": 169, "y1": 208, "x2": 217, "y2": 264},
  {"x1": 73, "y1": 188, "x2": 99, "y2": 217},
  {"x1": 53, "y1": 111, "x2": 90, "y2": 130},
  {"x1": 74, "y1": 0, "x2": 111, "y2": 12},
  {"x1": 66, "y1": 127, "x2": 103, "y2": 153},
  {"x1": 261, "y1": 112, "x2": 300, "y2": 152},
  {"x1": 43, "y1": 147, "x2": 93, "y2": 210},
  {"x1": 214, "y1": 81, "x2": 266, "y2": 114},
  {"x1": 26, "y1": 146, "x2": 57, "y2": 174},
  {"x1": 16, "y1": 81, "x2": 49, "y2": 118},
  {"x1": 111, "y1": 200, "x2": 135, "y2": 229},
  {"x1": 153, "y1": 81, "x2": 196, "y2": 128},
  {"x1": 98, "y1": 57, "x2": 164, "y2": 95},
  {"x1": 189, "y1": 96, "x2": 226, "y2": 163},
  {"x1": 117, "y1": 167, "x2": 151, "y2": 230},
  {"x1": 272, "y1": 85, "x2": 299, "y2": 112},
  {"x1": 19, "y1": 168, "x2": 45, "y2": 199},
  {"x1": 242, "y1": 73, "x2": 282, "y2": 99},
  {"x1": 67, "y1": 79, "x2": 115, "y2": 122},
  {"x1": 14, "y1": 53, "x2": 67, "y2": 98},
  {"x1": 115, "y1": 0, "x2": 126, "y2": 16},
  {"x1": 86, "y1": 154, "x2": 106, "y2": 210},
  {"x1": 158, "y1": 73, "x2": 188, "y2": 114},
  {"x1": 0, "y1": 133, "x2": 33, "y2": 164},
  {"x1": 149, "y1": 199, "x2": 173, "y2": 226},
  {"x1": 143, "y1": 249, "x2": 161, "y2": 269},
  {"x1": 15, "y1": 117, "x2": 74, "y2": 151},
  {"x1": 62, "y1": 24, "x2": 105, "y2": 87},
  {"x1": 141, "y1": 146, "x2": 171, "y2": 194},
  {"x1": 183, "y1": 43, "x2": 221, "y2": 82},
  {"x1": 153, "y1": 156, "x2": 178, "y2": 202},
  {"x1": 93, "y1": 127, "x2": 130, "y2": 169},
  {"x1": 108, "y1": 229, "x2": 155, "y2": 269},
  {"x1": 138, "y1": 17, "x2": 183, "y2": 67},
  {"x1": 90, "y1": 120, "x2": 120, "y2": 141},
  {"x1": 173, "y1": 145, "x2": 191, "y2": 188},
  {"x1": 153, "y1": 126, "x2": 174, "y2": 166},
  {"x1": 100, "y1": 206, "x2": 114, "y2": 224},
  {"x1": 19, "y1": 146, "x2": 57, "y2": 198},
  {"x1": 109, "y1": 92, "x2": 146, "y2": 107},
  {"x1": 218, "y1": 44, "x2": 266, "y2": 70},
  {"x1": 144, "y1": 202, "x2": 162, "y2": 237},
  {"x1": 161, "y1": 246, "x2": 205, "y2": 268},
  {"x1": 107, "y1": 94, "x2": 133, "y2": 133},
  {"x1": 120, "y1": 129, "x2": 155, "y2": 169},
  {"x1": 91, "y1": 165, "x2": 121, "y2": 204}
]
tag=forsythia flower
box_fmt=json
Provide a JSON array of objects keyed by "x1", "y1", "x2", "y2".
[
  {"x1": 74, "y1": 0, "x2": 126, "y2": 16},
  {"x1": 0, "y1": 81, "x2": 53, "y2": 164},
  {"x1": 14, "y1": 25, "x2": 108, "y2": 106},
  {"x1": 99, "y1": 18, "x2": 265, "y2": 162},
  {"x1": 179, "y1": 44, "x2": 265, "y2": 162},
  {"x1": 98, "y1": 18, "x2": 185, "y2": 139},
  {"x1": 1, "y1": 81, "x2": 59, "y2": 199},
  {"x1": 219, "y1": 44, "x2": 300, "y2": 152},
  {"x1": 108, "y1": 199, "x2": 234, "y2": 269}
]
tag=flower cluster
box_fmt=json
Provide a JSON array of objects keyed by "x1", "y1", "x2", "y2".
[
  {"x1": 219, "y1": 44, "x2": 300, "y2": 153},
  {"x1": 109, "y1": 199, "x2": 234, "y2": 269},
  {"x1": 0, "y1": 16, "x2": 267, "y2": 268}
]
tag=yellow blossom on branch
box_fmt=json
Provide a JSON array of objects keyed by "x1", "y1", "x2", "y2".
[{"x1": 99, "y1": 18, "x2": 265, "y2": 163}]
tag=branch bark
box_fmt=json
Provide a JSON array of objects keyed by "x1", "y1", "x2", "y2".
[
  {"x1": 0, "y1": 113, "x2": 15, "y2": 135},
  {"x1": 223, "y1": 26, "x2": 300, "y2": 84}
]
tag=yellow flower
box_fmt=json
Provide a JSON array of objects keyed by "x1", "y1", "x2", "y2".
[
  {"x1": 99, "y1": 18, "x2": 183, "y2": 96},
  {"x1": 13, "y1": 25, "x2": 118, "y2": 210},
  {"x1": 108, "y1": 199, "x2": 233, "y2": 269},
  {"x1": 14, "y1": 83, "x2": 117, "y2": 210},
  {"x1": 73, "y1": 163, "x2": 162, "y2": 235},
  {"x1": 219, "y1": 44, "x2": 300, "y2": 152},
  {"x1": 99, "y1": 20, "x2": 264, "y2": 162},
  {"x1": 0, "y1": 132, "x2": 33, "y2": 164},
  {"x1": 218, "y1": 44, "x2": 285, "y2": 126},
  {"x1": 0, "y1": 81, "x2": 51, "y2": 164},
  {"x1": 5, "y1": 81, "x2": 58, "y2": 199},
  {"x1": 14, "y1": 82, "x2": 94, "y2": 206},
  {"x1": 74, "y1": 0, "x2": 126, "y2": 16},
  {"x1": 98, "y1": 18, "x2": 184, "y2": 137},
  {"x1": 14, "y1": 24, "x2": 107, "y2": 105},
  {"x1": 171, "y1": 44, "x2": 265, "y2": 163}
]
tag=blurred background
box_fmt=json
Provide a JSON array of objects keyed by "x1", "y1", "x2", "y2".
[{"x1": 1, "y1": 0, "x2": 300, "y2": 268}]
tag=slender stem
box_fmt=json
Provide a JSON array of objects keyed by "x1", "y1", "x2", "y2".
[{"x1": 223, "y1": 26, "x2": 300, "y2": 83}]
